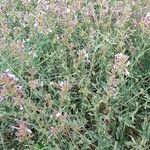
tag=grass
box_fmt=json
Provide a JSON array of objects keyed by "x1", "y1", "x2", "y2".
[{"x1": 0, "y1": 0, "x2": 150, "y2": 149}]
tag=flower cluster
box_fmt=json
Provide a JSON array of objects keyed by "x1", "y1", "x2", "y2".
[
  {"x1": 48, "y1": 110, "x2": 68, "y2": 137},
  {"x1": 58, "y1": 81, "x2": 72, "y2": 94},
  {"x1": 101, "y1": 0, "x2": 109, "y2": 17},
  {"x1": 112, "y1": 1, "x2": 132, "y2": 27},
  {"x1": 28, "y1": 79, "x2": 41, "y2": 90},
  {"x1": 112, "y1": 53, "x2": 130, "y2": 76},
  {"x1": 11, "y1": 40, "x2": 25, "y2": 52},
  {"x1": 78, "y1": 49, "x2": 90, "y2": 64},
  {"x1": 10, "y1": 40, "x2": 26, "y2": 61},
  {"x1": 82, "y1": 2, "x2": 96, "y2": 20},
  {"x1": 50, "y1": 80, "x2": 72, "y2": 98},
  {"x1": 107, "y1": 53, "x2": 130, "y2": 97},
  {"x1": 0, "y1": 19, "x2": 11, "y2": 36},
  {"x1": 11, "y1": 120, "x2": 32, "y2": 141},
  {"x1": 21, "y1": 0, "x2": 32, "y2": 6},
  {"x1": 141, "y1": 12, "x2": 150, "y2": 27},
  {"x1": 50, "y1": 0, "x2": 79, "y2": 32},
  {"x1": 52, "y1": 0, "x2": 70, "y2": 20},
  {"x1": 55, "y1": 111, "x2": 68, "y2": 121},
  {"x1": 49, "y1": 126, "x2": 58, "y2": 137},
  {"x1": 0, "y1": 0, "x2": 11, "y2": 14},
  {"x1": 0, "y1": 70, "x2": 24, "y2": 110},
  {"x1": 107, "y1": 74, "x2": 119, "y2": 97},
  {"x1": 34, "y1": 0, "x2": 51, "y2": 33},
  {"x1": 16, "y1": 11, "x2": 34, "y2": 27}
]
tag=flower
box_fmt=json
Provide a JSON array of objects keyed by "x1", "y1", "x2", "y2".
[
  {"x1": 11, "y1": 120, "x2": 32, "y2": 141},
  {"x1": 13, "y1": 97, "x2": 24, "y2": 110},
  {"x1": 52, "y1": 0, "x2": 69, "y2": 19},
  {"x1": 55, "y1": 112, "x2": 62, "y2": 118},
  {"x1": 112, "y1": 53, "x2": 130, "y2": 75},
  {"x1": 0, "y1": 71, "x2": 22, "y2": 100},
  {"x1": 10, "y1": 41, "x2": 26, "y2": 61},
  {"x1": 44, "y1": 94, "x2": 53, "y2": 107},
  {"x1": 107, "y1": 86, "x2": 119, "y2": 97},
  {"x1": 0, "y1": 96, "x2": 4, "y2": 102},
  {"x1": 106, "y1": 53, "x2": 130, "y2": 97},
  {"x1": 49, "y1": 126, "x2": 58, "y2": 137},
  {"x1": 78, "y1": 49, "x2": 90, "y2": 64},
  {"x1": 21, "y1": 0, "x2": 32, "y2": 5},
  {"x1": 107, "y1": 73, "x2": 119, "y2": 88},
  {"x1": 10, "y1": 41, "x2": 25, "y2": 53},
  {"x1": 0, "y1": 70, "x2": 18, "y2": 86},
  {"x1": 0, "y1": 70, "x2": 25, "y2": 108},
  {"x1": 14, "y1": 85, "x2": 24, "y2": 97},
  {"x1": 141, "y1": 12, "x2": 150, "y2": 27},
  {"x1": 58, "y1": 81, "x2": 72, "y2": 93},
  {"x1": 82, "y1": 2, "x2": 96, "y2": 19},
  {"x1": 55, "y1": 111, "x2": 68, "y2": 121},
  {"x1": 28, "y1": 79, "x2": 40, "y2": 89},
  {"x1": 33, "y1": 0, "x2": 51, "y2": 33},
  {"x1": 112, "y1": 1, "x2": 132, "y2": 27},
  {"x1": 0, "y1": 85, "x2": 7, "y2": 101}
]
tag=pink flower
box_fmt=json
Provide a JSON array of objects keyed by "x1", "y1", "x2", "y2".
[
  {"x1": 49, "y1": 126, "x2": 58, "y2": 137},
  {"x1": 106, "y1": 53, "x2": 130, "y2": 97},
  {"x1": 58, "y1": 81, "x2": 72, "y2": 93},
  {"x1": 11, "y1": 120, "x2": 32, "y2": 141},
  {"x1": 141, "y1": 12, "x2": 150, "y2": 27},
  {"x1": 55, "y1": 111, "x2": 68, "y2": 121},
  {"x1": 0, "y1": 70, "x2": 18, "y2": 85},
  {"x1": 21, "y1": 0, "x2": 32, "y2": 5},
  {"x1": 28, "y1": 79, "x2": 40, "y2": 89},
  {"x1": 78, "y1": 49, "x2": 90, "y2": 64},
  {"x1": 112, "y1": 53, "x2": 130, "y2": 75}
]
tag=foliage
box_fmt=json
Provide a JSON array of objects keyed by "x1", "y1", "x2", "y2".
[{"x1": 0, "y1": 0, "x2": 150, "y2": 149}]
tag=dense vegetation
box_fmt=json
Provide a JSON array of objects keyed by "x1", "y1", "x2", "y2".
[{"x1": 0, "y1": 0, "x2": 150, "y2": 149}]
